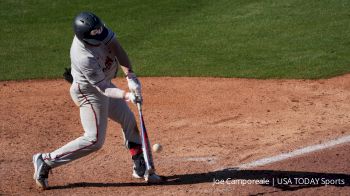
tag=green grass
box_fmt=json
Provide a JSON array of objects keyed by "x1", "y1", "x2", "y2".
[{"x1": 0, "y1": 0, "x2": 349, "y2": 80}]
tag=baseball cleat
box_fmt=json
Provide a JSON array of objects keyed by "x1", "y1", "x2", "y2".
[
  {"x1": 33, "y1": 153, "x2": 51, "y2": 190},
  {"x1": 145, "y1": 173, "x2": 165, "y2": 184},
  {"x1": 132, "y1": 153, "x2": 146, "y2": 179}
]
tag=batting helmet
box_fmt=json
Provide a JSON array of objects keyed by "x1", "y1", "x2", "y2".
[{"x1": 73, "y1": 12, "x2": 108, "y2": 45}]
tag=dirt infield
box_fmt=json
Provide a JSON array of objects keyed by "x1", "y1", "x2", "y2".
[{"x1": 0, "y1": 75, "x2": 349, "y2": 195}]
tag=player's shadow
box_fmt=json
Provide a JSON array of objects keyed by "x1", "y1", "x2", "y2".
[{"x1": 50, "y1": 168, "x2": 349, "y2": 192}]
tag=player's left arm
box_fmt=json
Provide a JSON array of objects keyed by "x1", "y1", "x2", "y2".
[
  {"x1": 107, "y1": 38, "x2": 142, "y2": 100},
  {"x1": 107, "y1": 38, "x2": 132, "y2": 75}
]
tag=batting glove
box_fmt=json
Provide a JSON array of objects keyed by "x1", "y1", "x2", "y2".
[
  {"x1": 126, "y1": 72, "x2": 142, "y2": 97},
  {"x1": 125, "y1": 92, "x2": 142, "y2": 104}
]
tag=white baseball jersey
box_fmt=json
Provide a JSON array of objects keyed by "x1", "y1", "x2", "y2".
[{"x1": 70, "y1": 28, "x2": 119, "y2": 85}]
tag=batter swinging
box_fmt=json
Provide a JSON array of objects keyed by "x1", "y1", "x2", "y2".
[{"x1": 32, "y1": 12, "x2": 162, "y2": 190}]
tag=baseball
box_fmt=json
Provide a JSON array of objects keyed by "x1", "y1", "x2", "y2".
[{"x1": 152, "y1": 143, "x2": 162, "y2": 153}]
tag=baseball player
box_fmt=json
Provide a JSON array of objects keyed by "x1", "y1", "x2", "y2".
[{"x1": 32, "y1": 12, "x2": 162, "y2": 190}]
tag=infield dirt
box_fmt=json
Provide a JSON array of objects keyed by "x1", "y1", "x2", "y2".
[{"x1": 0, "y1": 76, "x2": 349, "y2": 195}]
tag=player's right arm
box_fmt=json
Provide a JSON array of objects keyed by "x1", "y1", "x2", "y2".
[
  {"x1": 75, "y1": 56, "x2": 137, "y2": 102},
  {"x1": 95, "y1": 80, "x2": 137, "y2": 103}
]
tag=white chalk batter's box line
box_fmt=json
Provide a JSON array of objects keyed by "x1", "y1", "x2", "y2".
[{"x1": 215, "y1": 134, "x2": 350, "y2": 171}]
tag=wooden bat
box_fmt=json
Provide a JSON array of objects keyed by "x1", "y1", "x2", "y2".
[{"x1": 136, "y1": 102, "x2": 155, "y2": 176}]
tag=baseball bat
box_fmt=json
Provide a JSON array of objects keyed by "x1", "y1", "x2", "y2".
[{"x1": 136, "y1": 102, "x2": 155, "y2": 176}]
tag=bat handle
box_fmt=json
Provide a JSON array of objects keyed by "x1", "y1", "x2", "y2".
[{"x1": 137, "y1": 102, "x2": 142, "y2": 112}]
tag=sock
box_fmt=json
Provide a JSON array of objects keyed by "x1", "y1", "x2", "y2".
[{"x1": 129, "y1": 144, "x2": 143, "y2": 157}]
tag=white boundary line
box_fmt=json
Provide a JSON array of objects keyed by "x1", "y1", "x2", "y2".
[{"x1": 231, "y1": 134, "x2": 350, "y2": 170}]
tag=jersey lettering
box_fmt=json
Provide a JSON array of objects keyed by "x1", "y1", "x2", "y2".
[{"x1": 103, "y1": 56, "x2": 113, "y2": 72}]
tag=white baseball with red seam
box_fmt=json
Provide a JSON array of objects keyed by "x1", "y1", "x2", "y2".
[{"x1": 152, "y1": 144, "x2": 162, "y2": 153}]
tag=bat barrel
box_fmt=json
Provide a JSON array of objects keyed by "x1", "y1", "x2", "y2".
[{"x1": 136, "y1": 102, "x2": 155, "y2": 174}]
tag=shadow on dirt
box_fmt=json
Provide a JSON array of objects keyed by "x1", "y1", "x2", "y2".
[{"x1": 50, "y1": 168, "x2": 349, "y2": 192}]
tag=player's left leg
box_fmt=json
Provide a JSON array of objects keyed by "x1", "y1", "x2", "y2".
[
  {"x1": 108, "y1": 98, "x2": 146, "y2": 178},
  {"x1": 108, "y1": 98, "x2": 141, "y2": 146}
]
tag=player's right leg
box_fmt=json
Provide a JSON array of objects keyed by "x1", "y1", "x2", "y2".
[{"x1": 33, "y1": 83, "x2": 109, "y2": 189}]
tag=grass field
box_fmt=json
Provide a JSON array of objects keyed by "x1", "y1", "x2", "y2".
[{"x1": 0, "y1": 0, "x2": 349, "y2": 80}]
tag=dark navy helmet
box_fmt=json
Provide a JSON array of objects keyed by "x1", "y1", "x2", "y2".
[{"x1": 73, "y1": 12, "x2": 108, "y2": 45}]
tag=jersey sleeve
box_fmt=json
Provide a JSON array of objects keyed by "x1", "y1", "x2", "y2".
[
  {"x1": 102, "y1": 27, "x2": 116, "y2": 45},
  {"x1": 78, "y1": 56, "x2": 105, "y2": 85}
]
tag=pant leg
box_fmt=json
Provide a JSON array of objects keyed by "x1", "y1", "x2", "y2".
[
  {"x1": 42, "y1": 83, "x2": 109, "y2": 168},
  {"x1": 108, "y1": 97, "x2": 141, "y2": 149}
]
